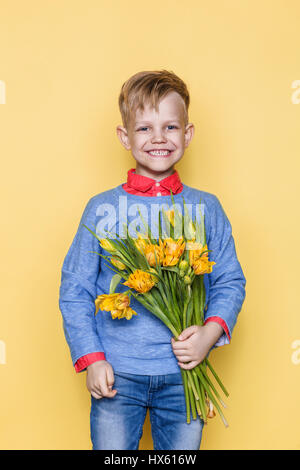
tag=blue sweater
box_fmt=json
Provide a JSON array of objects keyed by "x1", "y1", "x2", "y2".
[{"x1": 58, "y1": 183, "x2": 246, "y2": 375}]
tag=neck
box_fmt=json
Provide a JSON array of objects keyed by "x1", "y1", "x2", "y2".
[{"x1": 135, "y1": 164, "x2": 175, "y2": 182}]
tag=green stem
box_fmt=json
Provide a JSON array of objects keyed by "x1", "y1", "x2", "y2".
[
  {"x1": 201, "y1": 379, "x2": 229, "y2": 428},
  {"x1": 150, "y1": 285, "x2": 181, "y2": 333},
  {"x1": 195, "y1": 365, "x2": 226, "y2": 411},
  {"x1": 192, "y1": 370, "x2": 206, "y2": 421},
  {"x1": 182, "y1": 297, "x2": 189, "y2": 330},
  {"x1": 187, "y1": 371, "x2": 199, "y2": 400},
  {"x1": 199, "y1": 381, "x2": 207, "y2": 423},
  {"x1": 187, "y1": 374, "x2": 197, "y2": 420},
  {"x1": 195, "y1": 394, "x2": 202, "y2": 417},
  {"x1": 205, "y1": 358, "x2": 229, "y2": 397},
  {"x1": 192, "y1": 275, "x2": 202, "y2": 325},
  {"x1": 164, "y1": 270, "x2": 182, "y2": 332},
  {"x1": 167, "y1": 270, "x2": 182, "y2": 326},
  {"x1": 193, "y1": 366, "x2": 228, "y2": 427},
  {"x1": 199, "y1": 275, "x2": 205, "y2": 323},
  {"x1": 130, "y1": 291, "x2": 180, "y2": 338},
  {"x1": 186, "y1": 295, "x2": 194, "y2": 328},
  {"x1": 155, "y1": 276, "x2": 181, "y2": 332},
  {"x1": 198, "y1": 363, "x2": 227, "y2": 407},
  {"x1": 181, "y1": 369, "x2": 190, "y2": 424}
]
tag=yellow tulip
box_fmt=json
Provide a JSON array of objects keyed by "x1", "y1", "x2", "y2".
[
  {"x1": 144, "y1": 242, "x2": 164, "y2": 267},
  {"x1": 187, "y1": 241, "x2": 204, "y2": 266},
  {"x1": 187, "y1": 242, "x2": 216, "y2": 275},
  {"x1": 164, "y1": 209, "x2": 175, "y2": 226},
  {"x1": 99, "y1": 238, "x2": 117, "y2": 253},
  {"x1": 162, "y1": 236, "x2": 185, "y2": 266},
  {"x1": 123, "y1": 269, "x2": 156, "y2": 293},
  {"x1": 120, "y1": 306, "x2": 137, "y2": 320},
  {"x1": 185, "y1": 220, "x2": 196, "y2": 240},
  {"x1": 94, "y1": 292, "x2": 137, "y2": 320},
  {"x1": 111, "y1": 306, "x2": 137, "y2": 320},
  {"x1": 95, "y1": 293, "x2": 119, "y2": 314},
  {"x1": 134, "y1": 234, "x2": 149, "y2": 254},
  {"x1": 114, "y1": 293, "x2": 130, "y2": 310},
  {"x1": 192, "y1": 256, "x2": 216, "y2": 275},
  {"x1": 111, "y1": 256, "x2": 126, "y2": 270},
  {"x1": 111, "y1": 309, "x2": 122, "y2": 319}
]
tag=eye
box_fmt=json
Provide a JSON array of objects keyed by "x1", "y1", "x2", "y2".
[{"x1": 137, "y1": 125, "x2": 178, "y2": 131}]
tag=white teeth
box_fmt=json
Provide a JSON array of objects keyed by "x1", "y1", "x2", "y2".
[{"x1": 148, "y1": 150, "x2": 171, "y2": 156}]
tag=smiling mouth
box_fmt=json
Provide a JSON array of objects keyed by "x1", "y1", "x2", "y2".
[{"x1": 146, "y1": 150, "x2": 174, "y2": 157}]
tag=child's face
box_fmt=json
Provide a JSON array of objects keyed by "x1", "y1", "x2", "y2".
[{"x1": 116, "y1": 91, "x2": 194, "y2": 178}]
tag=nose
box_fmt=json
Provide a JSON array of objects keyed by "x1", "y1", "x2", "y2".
[{"x1": 151, "y1": 127, "x2": 167, "y2": 143}]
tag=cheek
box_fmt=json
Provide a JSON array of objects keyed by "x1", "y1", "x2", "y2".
[
  {"x1": 171, "y1": 132, "x2": 185, "y2": 147},
  {"x1": 132, "y1": 136, "x2": 147, "y2": 149}
]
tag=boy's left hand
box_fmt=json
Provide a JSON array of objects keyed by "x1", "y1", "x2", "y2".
[{"x1": 171, "y1": 323, "x2": 224, "y2": 369}]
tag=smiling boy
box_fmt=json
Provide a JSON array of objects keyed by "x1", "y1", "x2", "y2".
[
  {"x1": 117, "y1": 86, "x2": 192, "y2": 181},
  {"x1": 59, "y1": 70, "x2": 246, "y2": 450}
]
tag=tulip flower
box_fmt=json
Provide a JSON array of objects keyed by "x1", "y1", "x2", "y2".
[
  {"x1": 94, "y1": 292, "x2": 137, "y2": 320},
  {"x1": 162, "y1": 236, "x2": 185, "y2": 266},
  {"x1": 192, "y1": 256, "x2": 216, "y2": 275},
  {"x1": 144, "y1": 241, "x2": 164, "y2": 267},
  {"x1": 111, "y1": 256, "x2": 126, "y2": 270},
  {"x1": 123, "y1": 269, "x2": 157, "y2": 293},
  {"x1": 98, "y1": 238, "x2": 117, "y2": 253}
]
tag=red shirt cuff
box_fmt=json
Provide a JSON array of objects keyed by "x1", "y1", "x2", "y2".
[
  {"x1": 74, "y1": 352, "x2": 106, "y2": 373},
  {"x1": 204, "y1": 316, "x2": 231, "y2": 343}
]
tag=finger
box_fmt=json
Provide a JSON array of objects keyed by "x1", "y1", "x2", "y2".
[
  {"x1": 172, "y1": 344, "x2": 190, "y2": 353},
  {"x1": 92, "y1": 380, "x2": 103, "y2": 396},
  {"x1": 171, "y1": 337, "x2": 189, "y2": 347},
  {"x1": 176, "y1": 355, "x2": 193, "y2": 363},
  {"x1": 171, "y1": 336, "x2": 189, "y2": 343},
  {"x1": 171, "y1": 342, "x2": 190, "y2": 352},
  {"x1": 177, "y1": 325, "x2": 198, "y2": 341},
  {"x1": 99, "y1": 378, "x2": 117, "y2": 398},
  {"x1": 101, "y1": 388, "x2": 117, "y2": 398},
  {"x1": 177, "y1": 360, "x2": 199, "y2": 370},
  {"x1": 91, "y1": 389, "x2": 103, "y2": 400},
  {"x1": 106, "y1": 367, "x2": 115, "y2": 391}
]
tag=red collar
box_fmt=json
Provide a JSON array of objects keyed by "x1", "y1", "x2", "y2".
[{"x1": 123, "y1": 168, "x2": 183, "y2": 196}]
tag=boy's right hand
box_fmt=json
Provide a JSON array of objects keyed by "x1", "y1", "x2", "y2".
[{"x1": 86, "y1": 360, "x2": 117, "y2": 399}]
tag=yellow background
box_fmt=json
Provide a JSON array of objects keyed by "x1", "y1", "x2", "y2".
[{"x1": 1, "y1": 0, "x2": 299, "y2": 450}]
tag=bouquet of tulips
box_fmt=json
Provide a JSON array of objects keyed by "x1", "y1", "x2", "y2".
[{"x1": 83, "y1": 194, "x2": 229, "y2": 427}]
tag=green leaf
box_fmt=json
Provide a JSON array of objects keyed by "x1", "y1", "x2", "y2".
[
  {"x1": 161, "y1": 266, "x2": 180, "y2": 275},
  {"x1": 194, "y1": 197, "x2": 206, "y2": 245},
  {"x1": 182, "y1": 196, "x2": 195, "y2": 240},
  {"x1": 136, "y1": 206, "x2": 155, "y2": 240},
  {"x1": 160, "y1": 204, "x2": 174, "y2": 239},
  {"x1": 109, "y1": 273, "x2": 123, "y2": 294},
  {"x1": 186, "y1": 294, "x2": 194, "y2": 327}
]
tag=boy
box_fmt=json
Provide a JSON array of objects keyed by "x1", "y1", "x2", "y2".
[{"x1": 59, "y1": 70, "x2": 246, "y2": 450}]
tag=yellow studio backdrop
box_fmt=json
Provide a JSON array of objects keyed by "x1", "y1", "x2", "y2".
[{"x1": 0, "y1": 0, "x2": 299, "y2": 450}]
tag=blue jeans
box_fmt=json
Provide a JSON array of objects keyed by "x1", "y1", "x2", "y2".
[{"x1": 90, "y1": 370, "x2": 204, "y2": 450}]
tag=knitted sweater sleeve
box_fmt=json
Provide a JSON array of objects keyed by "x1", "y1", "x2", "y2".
[
  {"x1": 204, "y1": 195, "x2": 246, "y2": 349},
  {"x1": 58, "y1": 197, "x2": 105, "y2": 370}
]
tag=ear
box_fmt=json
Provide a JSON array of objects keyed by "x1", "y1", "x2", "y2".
[
  {"x1": 116, "y1": 125, "x2": 131, "y2": 150},
  {"x1": 184, "y1": 123, "x2": 195, "y2": 148}
]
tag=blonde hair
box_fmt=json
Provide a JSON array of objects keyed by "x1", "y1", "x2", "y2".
[{"x1": 118, "y1": 70, "x2": 190, "y2": 130}]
